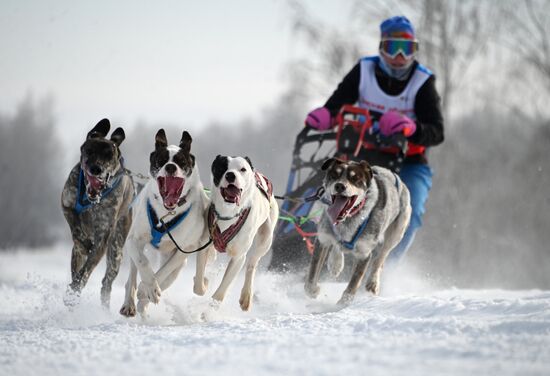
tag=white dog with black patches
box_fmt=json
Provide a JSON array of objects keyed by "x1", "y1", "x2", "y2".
[
  {"x1": 119, "y1": 129, "x2": 211, "y2": 317},
  {"x1": 198, "y1": 155, "x2": 278, "y2": 311}
]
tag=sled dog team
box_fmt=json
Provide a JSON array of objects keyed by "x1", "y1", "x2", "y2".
[{"x1": 61, "y1": 119, "x2": 411, "y2": 315}]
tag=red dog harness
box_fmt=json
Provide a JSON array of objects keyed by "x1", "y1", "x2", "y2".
[
  {"x1": 255, "y1": 172, "x2": 273, "y2": 201},
  {"x1": 208, "y1": 205, "x2": 251, "y2": 253},
  {"x1": 208, "y1": 172, "x2": 273, "y2": 253}
]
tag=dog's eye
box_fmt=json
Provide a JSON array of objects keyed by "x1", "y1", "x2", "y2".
[{"x1": 240, "y1": 167, "x2": 246, "y2": 172}]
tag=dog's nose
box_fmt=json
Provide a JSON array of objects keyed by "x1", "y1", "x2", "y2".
[
  {"x1": 225, "y1": 172, "x2": 236, "y2": 183},
  {"x1": 165, "y1": 163, "x2": 177, "y2": 175},
  {"x1": 334, "y1": 183, "x2": 346, "y2": 194},
  {"x1": 89, "y1": 164, "x2": 102, "y2": 176}
]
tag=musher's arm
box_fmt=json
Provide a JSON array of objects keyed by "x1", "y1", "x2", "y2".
[{"x1": 410, "y1": 76, "x2": 444, "y2": 147}]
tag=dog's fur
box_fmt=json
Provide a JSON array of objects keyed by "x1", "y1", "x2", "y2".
[
  {"x1": 61, "y1": 119, "x2": 134, "y2": 307},
  {"x1": 119, "y1": 129, "x2": 211, "y2": 317},
  {"x1": 201, "y1": 155, "x2": 279, "y2": 311},
  {"x1": 305, "y1": 158, "x2": 411, "y2": 305}
]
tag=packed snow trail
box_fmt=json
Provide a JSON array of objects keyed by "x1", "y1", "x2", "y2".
[{"x1": 1, "y1": 245, "x2": 549, "y2": 376}]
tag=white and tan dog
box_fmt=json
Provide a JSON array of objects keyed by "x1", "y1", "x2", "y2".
[
  {"x1": 198, "y1": 155, "x2": 278, "y2": 311},
  {"x1": 119, "y1": 129, "x2": 211, "y2": 317}
]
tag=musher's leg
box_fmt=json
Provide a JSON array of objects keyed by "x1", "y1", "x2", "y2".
[{"x1": 387, "y1": 163, "x2": 433, "y2": 263}]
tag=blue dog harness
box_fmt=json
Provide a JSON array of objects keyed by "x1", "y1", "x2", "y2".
[
  {"x1": 328, "y1": 213, "x2": 371, "y2": 250},
  {"x1": 74, "y1": 166, "x2": 125, "y2": 214},
  {"x1": 147, "y1": 200, "x2": 192, "y2": 248}
]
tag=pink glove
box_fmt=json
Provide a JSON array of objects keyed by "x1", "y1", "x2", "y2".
[
  {"x1": 305, "y1": 107, "x2": 333, "y2": 130},
  {"x1": 379, "y1": 110, "x2": 417, "y2": 137}
]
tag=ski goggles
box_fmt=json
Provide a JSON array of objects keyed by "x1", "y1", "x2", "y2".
[{"x1": 379, "y1": 38, "x2": 419, "y2": 58}]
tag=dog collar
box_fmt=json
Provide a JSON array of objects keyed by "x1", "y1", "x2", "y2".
[
  {"x1": 208, "y1": 204, "x2": 251, "y2": 253},
  {"x1": 147, "y1": 200, "x2": 192, "y2": 248},
  {"x1": 74, "y1": 166, "x2": 124, "y2": 214},
  {"x1": 212, "y1": 206, "x2": 244, "y2": 221}
]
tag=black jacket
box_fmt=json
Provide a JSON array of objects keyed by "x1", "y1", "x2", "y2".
[{"x1": 324, "y1": 59, "x2": 444, "y2": 165}]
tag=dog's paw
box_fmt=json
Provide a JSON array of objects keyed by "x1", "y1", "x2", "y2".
[
  {"x1": 209, "y1": 298, "x2": 221, "y2": 311},
  {"x1": 239, "y1": 290, "x2": 252, "y2": 312},
  {"x1": 193, "y1": 276, "x2": 208, "y2": 296},
  {"x1": 365, "y1": 279, "x2": 380, "y2": 295},
  {"x1": 137, "y1": 280, "x2": 161, "y2": 304},
  {"x1": 63, "y1": 287, "x2": 81, "y2": 308},
  {"x1": 304, "y1": 282, "x2": 321, "y2": 299},
  {"x1": 212, "y1": 289, "x2": 226, "y2": 303},
  {"x1": 137, "y1": 299, "x2": 150, "y2": 318},
  {"x1": 337, "y1": 291, "x2": 355, "y2": 306},
  {"x1": 327, "y1": 250, "x2": 344, "y2": 277},
  {"x1": 119, "y1": 302, "x2": 137, "y2": 317},
  {"x1": 100, "y1": 287, "x2": 111, "y2": 309}
]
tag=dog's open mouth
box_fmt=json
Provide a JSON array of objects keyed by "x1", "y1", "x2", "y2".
[
  {"x1": 84, "y1": 171, "x2": 106, "y2": 200},
  {"x1": 327, "y1": 195, "x2": 358, "y2": 224},
  {"x1": 221, "y1": 184, "x2": 242, "y2": 205},
  {"x1": 157, "y1": 176, "x2": 185, "y2": 210}
]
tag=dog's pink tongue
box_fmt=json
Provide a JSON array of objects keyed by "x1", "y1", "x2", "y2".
[
  {"x1": 158, "y1": 176, "x2": 184, "y2": 208},
  {"x1": 86, "y1": 173, "x2": 103, "y2": 197},
  {"x1": 222, "y1": 185, "x2": 241, "y2": 205},
  {"x1": 327, "y1": 196, "x2": 349, "y2": 224}
]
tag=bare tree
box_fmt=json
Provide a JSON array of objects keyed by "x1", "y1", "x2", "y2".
[
  {"x1": 0, "y1": 96, "x2": 64, "y2": 249},
  {"x1": 285, "y1": 0, "x2": 366, "y2": 102},
  {"x1": 504, "y1": 0, "x2": 550, "y2": 91},
  {"x1": 499, "y1": 0, "x2": 550, "y2": 119}
]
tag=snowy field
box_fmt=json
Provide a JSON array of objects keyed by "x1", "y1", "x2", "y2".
[{"x1": 1, "y1": 244, "x2": 549, "y2": 376}]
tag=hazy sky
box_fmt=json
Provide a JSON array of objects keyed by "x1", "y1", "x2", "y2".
[{"x1": 1, "y1": 0, "x2": 348, "y2": 145}]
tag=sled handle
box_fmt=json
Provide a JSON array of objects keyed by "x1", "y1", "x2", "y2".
[{"x1": 336, "y1": 105, "x2": 373, "y2": 157}]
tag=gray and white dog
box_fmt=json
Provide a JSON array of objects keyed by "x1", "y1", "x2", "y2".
[
  {"x1": 305, "y1": 158, "x2": 411, "y2": 305},
  {"x1": 61, "y1": 119, "x2": 134, "y2": 307}
]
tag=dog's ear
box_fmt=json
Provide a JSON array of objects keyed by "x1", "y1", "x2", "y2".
[
  {"x1": 212, "y1": 155, "x2": 224, "y2": 173},
  {"x1": 180, "y1": 131, "x2": 192, "y2": 155},
  {"x1": 110, "y1": 127, "x2": 125, "y2": 146},
  {"x1": 244, "y1": 156, "x2": 254, "y2": 171},
  {"x1": 211, "y1": 155, "x2": 228, "y2": 187},
  {"x1": 321, "y1": 157, "x2": 336, "y2": 171},
  {"x1": 87, "y1": 118, "x2": 111, "y2": 139},
  {"x1": 155, "y1": 129, "x2": 168, "y2": 149},
  {"x1": 359, "y1": 160, "x2": 373, "y2": 181}
]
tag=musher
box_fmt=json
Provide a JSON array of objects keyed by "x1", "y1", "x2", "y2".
[{"x1": 304, "y1": 16, "x2": 444, "y2": 262}]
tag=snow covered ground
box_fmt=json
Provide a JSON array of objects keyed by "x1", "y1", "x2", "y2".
[{"x1": 1, "y1": 244, "x2": 549, "y2": 376}]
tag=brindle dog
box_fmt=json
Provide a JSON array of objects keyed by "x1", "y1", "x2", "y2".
[{"x1": 61, "y1": 119, "x2": 134, "y2": 307}]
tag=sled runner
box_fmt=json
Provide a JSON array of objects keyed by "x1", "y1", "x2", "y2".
[{"x1": 268, "y1": 105, "x2": 408, "y2": 272}]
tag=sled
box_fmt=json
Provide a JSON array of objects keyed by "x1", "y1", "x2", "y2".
[{"x1": 268, "y1": 105, "x2": 408, "y2": 272}]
